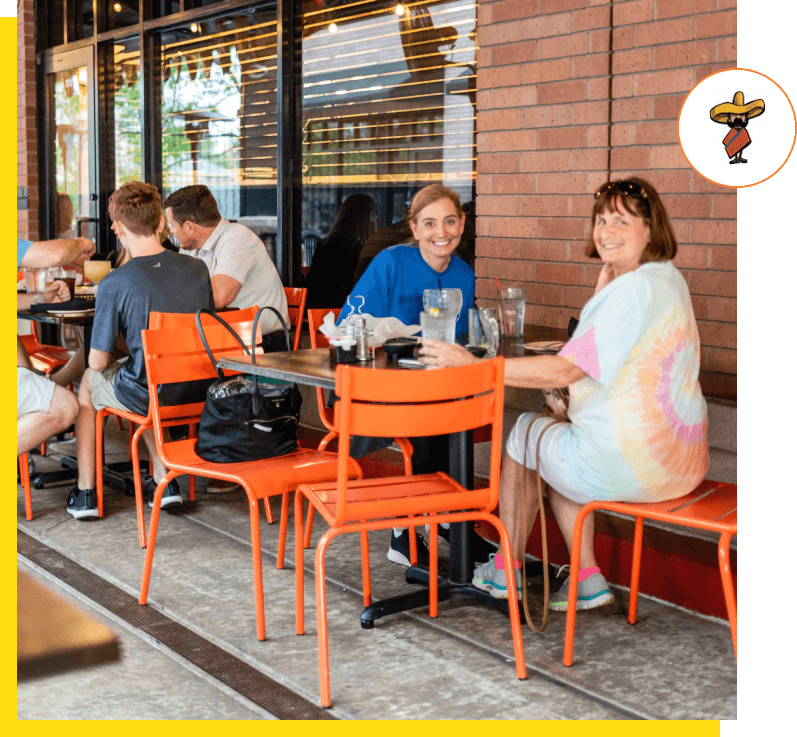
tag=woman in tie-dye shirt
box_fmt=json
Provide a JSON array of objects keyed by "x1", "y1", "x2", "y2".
[{"x1": 420, "y1": 178, "x2": 709, "y2": 610}]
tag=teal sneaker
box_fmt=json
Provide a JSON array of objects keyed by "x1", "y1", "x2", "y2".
[
  {"x1": 549, "y1": 572, "x2": 614, "y2": 611},
  {"x1": 472, "y1": 554, "x2": 522, "y2": 599}
]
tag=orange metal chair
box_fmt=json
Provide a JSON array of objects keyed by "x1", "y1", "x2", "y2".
[
  {"x1": 303, "y1": 308, "x2": 415, "y2": 550},
  {"x1": 284, "y1": 287, "x2": 308, "y2": 351},
  {"x1": 563, "y1": 479, "x2": 737, "y2": 665},
  {"x1": 95, "y1": 308, "x2": 259, "y2": 547},
  {"x1": 293, "y1": 358, "x2": 526, "y2": 707},
  {"x1": 19, "y1": 323, "x2": 71, "y2": 375},
  {"x1": 19, "y1": 325, "x2": 76, "y2": 456},
  {"x1": 18, "y1": 454, "x2": 33, "y2": 520},
  {"x1": 138, "y1": 319, "x2": 362, "y2": 641}
]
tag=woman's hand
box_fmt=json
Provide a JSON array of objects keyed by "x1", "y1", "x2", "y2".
[
  {"x1": 594, "y1": 262, "x2": 615, "y2": 295},
  {"x1": 41, "y1": 280, "x2": 70, "y2": 304},
  {"x1": 418, "y1": 339, "x2": 478, "y2": 368}
]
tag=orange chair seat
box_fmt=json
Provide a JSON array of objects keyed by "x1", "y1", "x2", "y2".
[
  {"x1": 162, "y1": 438, "x2": 361, "y2": 500},
  {"x1": 302, "y1": 472, "x2": 490, "y2": 527},
  {"x1": 563, "y1": 479, "x2": 737, "y2": 665}
]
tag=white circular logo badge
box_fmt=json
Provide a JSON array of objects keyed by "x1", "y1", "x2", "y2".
[{"x1": 678, "y1": 68, "x2": 796, "y2": 188}]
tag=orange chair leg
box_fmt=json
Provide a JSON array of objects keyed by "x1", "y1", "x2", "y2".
[
  {"x1": 20, "y1": 454, "x2": 33, "y2": 521},
  {"x1": 264, "y1": 496, "x2": 274, "y2": 524},
  {"x1": 563, "y1": 504, "x2": 590, "y2": 666},
  {"x1": 494, "y1": 516, "x2": 527, "y2": 680},
  {"x1": 188, "y1": 423, "x2": 197, "y2": 501},
  {"x1": 40, "y1": 442, "x2": 47, "y2": 456},
  {"x1": 131, "y1": 424, "x2": 148, "y2": 548},
  {"x1": 246, "y1": 488, "x2": 267, "y2": 641},
  {"x1": 315, "y1": 532, "x2": 334, "y2": 708},
  {"x1": 95, "y1": 410, "x2": 106, "y2": 518},
  {"x1": 140, "y1": 473, "x2": 176, "y2": 604},
  {"x1": 429, "y1": 523, "x2": 438, "y2": 618},
  {"x1": 276, "y1": 491, "x2": 290, "y2": 569},
  {"x1": 295, "y1": 490, "x2": 306, "y2": 635},
  {"x1": 118, "y1": 415, "x2": 125, "y2": 431},
  {"x1": 628, "y1": 516, "x2": 645, "y2": 624},
  {"x1": 304, "y1": 505, "x2": 316, "y2": 548},
  {"x1": 718, "y1": 530, "x2": 737, "y2": 658}
]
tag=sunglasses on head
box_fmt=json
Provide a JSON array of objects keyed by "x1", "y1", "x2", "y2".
[{"x1": 594, "y1": 180, "x2": 649, "y2": 201}]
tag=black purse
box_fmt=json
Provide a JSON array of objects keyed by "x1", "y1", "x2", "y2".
[{"x1": 194, "y1": 306, "x2": 302, "y2": 464}]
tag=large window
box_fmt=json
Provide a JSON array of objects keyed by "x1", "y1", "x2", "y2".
[
  {"x1": 301, "y1": 0, "x2": 477, "y2": 241},
  {"x1": 158, "y1": 5, "x2": 279, "y2": 260},
  {"x1": 111, "y1": 38, "x2": 143, "y2": 187}
]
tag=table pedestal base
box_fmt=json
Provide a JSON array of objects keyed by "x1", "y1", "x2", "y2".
[{"x1": 359, "y1": 561, "x2": 556, "y2": 628}]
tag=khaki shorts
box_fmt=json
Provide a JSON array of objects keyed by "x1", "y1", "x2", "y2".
[
  {"x1": 89, "y1": 361, "x2": 134, "y2": 413},
  {"x1": 17, "y1": 367, "x2": 56, "y2": 419}
]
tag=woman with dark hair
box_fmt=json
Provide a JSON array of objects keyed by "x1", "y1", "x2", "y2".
[
  {"x1": 305, "y1": 193, "x2": 378, "y2": 308},
  {"x1": 420, "y1": 177, "x2": 709, "y2": 609}
]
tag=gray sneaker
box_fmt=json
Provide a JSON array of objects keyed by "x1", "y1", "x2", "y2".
[
  {"x1": 549, "y1": 572, "x2": 614, "y2": 611},
  {"x1": 472, "y1": 553, "x2": 522, "y2": 599}
]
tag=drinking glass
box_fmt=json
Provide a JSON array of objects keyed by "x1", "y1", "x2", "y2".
[
  {"x1": 84, "y1": 261, "x2": 112, "y2": 284},
  {"x1": 420, "y1": 311, "x2": 456, "y2": 344},
  {"x1": 23, "y1": 268, "x2": 37, "y2": 293},
  {"x1": 423, "y1": 288, "x2": 462, "y2": 317},
  {"x1": 59, "y1": 267, "x2": 77, "y2": 296},
  {"x1": 498, "y1": 287, "x2": 526, "y2": 339},
  {"x1": 468, "y1": 307, "x2": 500, "y2": 356}
]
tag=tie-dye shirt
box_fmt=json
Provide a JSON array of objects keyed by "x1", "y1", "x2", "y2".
[{"x1": 557, "y1": 261, "x2": 709, "y2": 501}]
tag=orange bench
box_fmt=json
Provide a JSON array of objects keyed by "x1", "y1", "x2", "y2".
[{"x1": 563, "y1": 479, "x2": 737, "y2": 665}]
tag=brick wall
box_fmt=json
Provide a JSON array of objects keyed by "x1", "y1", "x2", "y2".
[
  {"x1": 476, "y1": 0, "x2": 737, "y2": 380},
  {"x1": 18, "y1": 0, "x2": 39, "y2": 241}
]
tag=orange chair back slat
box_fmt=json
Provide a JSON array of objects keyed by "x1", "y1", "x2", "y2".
[
  {"x1": 338, "y1": 396, "x2": 496, "y2": 439},
  {"x1": 331, "y1": 358, "x2": 505, "y2": 527},
  {"x1": 307, "y1": 308, "x2": 341, "y2": 350},
  {"x1": 307, "y1": 308, "x2": 341, "y2": 433},
  {"x1": 284, "y1": 287, "x2": 308, "y2": 351}
]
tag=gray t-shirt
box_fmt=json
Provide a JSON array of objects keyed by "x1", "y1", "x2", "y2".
[{"x1": 91, "y1": 250, "x2": 214, "y2": 415}]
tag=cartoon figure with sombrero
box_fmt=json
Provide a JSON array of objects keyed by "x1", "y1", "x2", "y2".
[{"x1": 710, "y1": 91, "x2": 766, "y2": 164}]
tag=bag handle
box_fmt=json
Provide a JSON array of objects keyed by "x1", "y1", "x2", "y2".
[
  {"x1": 195, "y1": 308, "x2": 252, "y2": 380},
  {"x1": 252, "y1": 305, "x2": 292, "y2": 363}
]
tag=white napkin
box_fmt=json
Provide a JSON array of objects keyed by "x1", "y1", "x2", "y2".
[{"x1": 323, "y1": 311, "x2": 421, "y2": 346}]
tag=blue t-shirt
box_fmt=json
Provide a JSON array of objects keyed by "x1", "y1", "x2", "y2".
[
  {"x1": 17, "y1": 239, "x2": 33, "y2": 266},
  {"x1": 337, "y1": 245, "x2": 475, "y2": 335}
]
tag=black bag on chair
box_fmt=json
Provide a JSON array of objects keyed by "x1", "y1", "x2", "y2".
[{"x1": 194, "y1": 306, "x2": 302, "y2": 464}]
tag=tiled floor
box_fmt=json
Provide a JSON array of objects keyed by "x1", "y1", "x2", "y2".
[{"x1": 17, "y1": 426, "x2": 736, "y2": 720}]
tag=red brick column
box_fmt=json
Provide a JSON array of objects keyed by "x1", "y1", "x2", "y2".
[
  {"x1": 476, "y1": 0, "x2": 737, "y2": 380},
  {"x1": 18, "y1": 0, "x2": 39, "y2": 241}
]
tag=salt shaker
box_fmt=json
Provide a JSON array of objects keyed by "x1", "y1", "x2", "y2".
[{"x1": 356, "y1": 322, "x2": 371, "y2": 362}]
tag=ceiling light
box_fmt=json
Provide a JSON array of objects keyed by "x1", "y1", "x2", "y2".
[
  {"x1": 113, "y1": 2, "x2": 122, "y2": 11},
  {"x1": 190, "y1": 23, "x2": 199, "y2": 33},
  {"x1": 328, "y1": 23, "x2": 338, "y2": 34},
  {"x1": 394, "y1": 4, "x2": 405, "y2": 16}
]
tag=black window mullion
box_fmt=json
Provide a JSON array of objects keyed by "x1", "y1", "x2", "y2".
[{"x1": 141, "y1": 30, "x2": 163, "y2": 190}]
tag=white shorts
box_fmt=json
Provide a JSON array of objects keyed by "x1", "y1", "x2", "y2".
[
  {"x1": 17, "y1": 367, "x2": 56, "y2": 419},
  {"x1": 505, "y1": 412, "x2": 594, "y2": 505}
]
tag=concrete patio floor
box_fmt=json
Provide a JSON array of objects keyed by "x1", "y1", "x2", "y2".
[{"x1": 17, "y1": 425, "x2": 736, "y2": 720}]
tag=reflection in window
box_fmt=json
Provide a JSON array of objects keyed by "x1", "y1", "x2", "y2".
[
  {"x1": 301, "y1": 0, "x2": 477, "y2": 234},
  {"x1": 106, "y1": 0, "x2": 140, "y2": 31},
  {"x1": 52, "y1": 67, "x2": 89, "y2": 237},
  {"x1": 112, "y1": 39, "x2": 142, "y2": 186},
  {"x1": 158, "y1": 5, "x2": 278, "y2": 259}
]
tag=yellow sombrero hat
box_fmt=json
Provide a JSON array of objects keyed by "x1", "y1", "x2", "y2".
[{"x1": 710, "y1": 91, "x2": 765, "y2": 122}]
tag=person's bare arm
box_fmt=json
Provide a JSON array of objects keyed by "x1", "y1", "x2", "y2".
[
  {"x1": 419, "y1": 339, "x2": 588, "y2": 389},
  {"x1": 210, "y1": 274, "x2": 243, "y2": 309},
  {"x1": 19, "y1": 238, "x2": 96, "y2": 269},
  {"x1": 503, "y1": 354, "x2": 587, "y2": 389},
  {"x1": 88, "y1": 348, "x2": 111, "y2": 372},
  {"x1": 17, "y1": 280, "x2": 70, "y2": 311}
]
